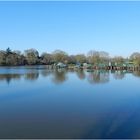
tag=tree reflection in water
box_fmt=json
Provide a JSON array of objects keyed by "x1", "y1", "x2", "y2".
[
  {"x1": 75, "y1": 69, "x2": 86, "y2": 80},
  {"x1": 24, "y1": 72, "x2": 39, "y2": 81},
  {"x1": 133, "y1": 71, "x2": 140, "y2": 77},
  {"x1": 41, "y1": 70, "x2": 52, "y2": 77},
  {"x1": 87, "y1": 70, "x2": 110, "y2": 84},
  {"x1": 51, "y1": 69, "x2": 68, "y2": 84},
  {"x1": 0, "y1": 74, "x2": 21, "y2": 84},
  {"x1": 0, "y1": 68, "x2": 140, "y2": 85}
]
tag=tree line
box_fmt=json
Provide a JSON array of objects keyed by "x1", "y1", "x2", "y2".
[{"x1": 0, "y1": 48, "x2": 140, "y2": 66}]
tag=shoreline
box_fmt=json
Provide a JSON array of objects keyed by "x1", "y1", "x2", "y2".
[{"x1": 0, "y1": 64, "x2": 140, "y2": 71}]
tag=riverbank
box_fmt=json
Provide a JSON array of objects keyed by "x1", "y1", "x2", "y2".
[
  {"x1": 0, "y1": 64, "x2": 140, "y2": 71},
  {"x1": 43, "y1": 64, "x2": 140, "y2": 71}
]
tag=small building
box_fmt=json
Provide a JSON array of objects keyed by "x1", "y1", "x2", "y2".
[
  {"x1": 83, "y1": 63, "x2": 93, "y2": 69},
  {"x1": 86, "y1": 64, "x2": 93, "y2": 69},
  {"x1": 57, "y1": 62, "x2": 67, "y2": 68},
  {"x1": 98, "y1": 63, "x2": 107, "y2": 68},
  {"x1": 83, "y1": 63, "x2": 88, "y2": 67},
  {"x1": 74, "y1": 62, "x2": 82, "y2": 69},
  {"x1": 123, "y1": 61, "x2": 134, "y2": 67}
]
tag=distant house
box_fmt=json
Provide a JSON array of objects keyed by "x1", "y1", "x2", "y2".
[
  {"x1": 98, "y1": 63, "x2": 107, "y2": 68},
  {"x1": 110, "y1": 62, "x2": 118, "y2": 67},
  {"x1": 123, "y1": 61, "x2": 134, "y2": 67},
  {"x1": 83, "y1": 63, "x2": 88, "y2": 67},
  {"x1": 83, "y1": 63, "x2": 93, "y2": 69},
  {"x1": 74, "y1": 62, "x2": 82, "y2": 69},
  {"x1": 57, "y1": 62, "x2": 67, "y2": 68}
]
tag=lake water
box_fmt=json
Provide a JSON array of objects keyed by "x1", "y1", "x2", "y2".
[{"x1": 0, "y1": 66, "x2": 140, "y2": 138}]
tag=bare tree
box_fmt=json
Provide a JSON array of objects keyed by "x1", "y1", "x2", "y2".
[
  {"x1": 52, "y1": 50, "x2": 68, "y2": 64},
  {"x1": 24, "y1": 49, "x2": 39, "y2": 65}
]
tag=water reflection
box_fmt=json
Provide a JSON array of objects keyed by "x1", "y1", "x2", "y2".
[
  {"x1": 133, "y1": 71, "x2": 140, "y2": 77},
  {"x1": 75, "y1": 69, "x2": 86, "y2": 80},
  {"x1": 0, "y1": 67, "x2": 140, "y2": 84},
  {"x1": 41, "y1": 70, "x2": 52, "y2": 77},
  {"x1": 0, "y1": 67, "x2": 140, "y2": 138},
  {"x1": 51, "y1": 69, "x2": 68, "y2": 84},
  {"x1": 24, "y1": 73, "x2": 39, "y2": 81},
  {"x1": 113, "y1": 71, "x2": 125, "y2": 80},
  {"x1": 0, "y1": 74, "x2": 21, "y2": 84},
  {"x1": 87, "y1": 70, "x2": 109, "y2": 84},
  {"x1": 82, "y1": 109, "x2": 138, "y2": 139}
]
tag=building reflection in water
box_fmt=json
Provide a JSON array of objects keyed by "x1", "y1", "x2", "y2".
[{"x1": 112, "y1": 70, "x2": 126, "y2": 80}]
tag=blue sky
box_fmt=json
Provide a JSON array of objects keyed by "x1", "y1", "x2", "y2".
[{"x1": 0, "y1": 1, "x2": 140, "y2": 57}]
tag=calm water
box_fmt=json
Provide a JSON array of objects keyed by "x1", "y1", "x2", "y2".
[{"x1": 0, "y1": 66, "x2": 140, "y2": 138}]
